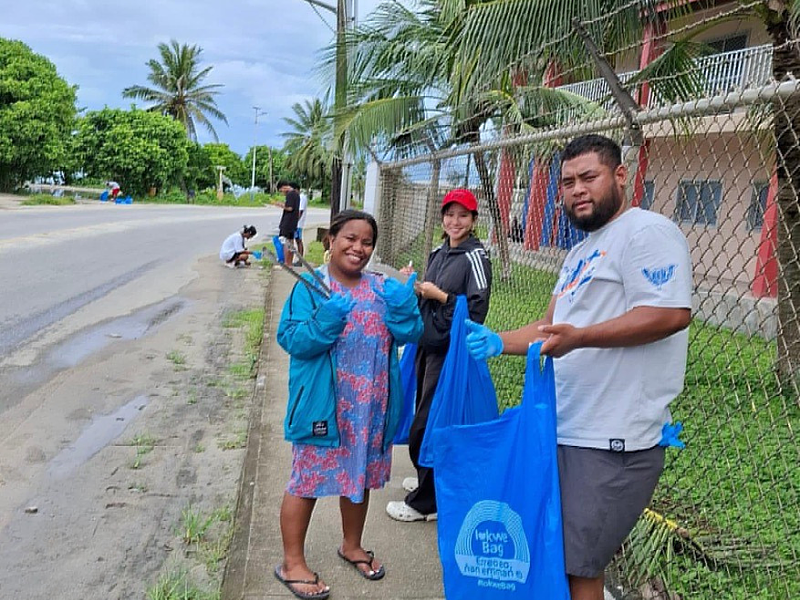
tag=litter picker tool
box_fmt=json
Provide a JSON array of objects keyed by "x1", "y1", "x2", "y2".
[
  {"x1": 262, "y1": 247, "x2": 330, "y2": 299},
  {"x1": 290, "y1": 241, "x2": 332, "y2": 297}
]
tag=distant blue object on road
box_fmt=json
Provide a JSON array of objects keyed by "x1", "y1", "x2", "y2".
[{"x1": 100, "y1": 190, "x2": 109, "y2": 202}]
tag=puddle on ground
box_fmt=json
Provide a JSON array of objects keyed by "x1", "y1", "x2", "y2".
[
  {"x1": 4, "y1": 298, "x2": 187, "y2": 402},
  {"x1": 47, "y1": 395, "x2": 149, "y2": 479},
  {"x1": 44, "y1": 299, "x2": 186, "y2": 370}
]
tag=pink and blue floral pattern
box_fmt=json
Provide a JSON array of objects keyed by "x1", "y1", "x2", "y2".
[{"x1": 287, "y1": 273, "x2": 393, "y2": 502}]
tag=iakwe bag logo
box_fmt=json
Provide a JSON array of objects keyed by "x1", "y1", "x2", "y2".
[{"x1": 453, "y1": 500, "x2": 530, "y2": 591}]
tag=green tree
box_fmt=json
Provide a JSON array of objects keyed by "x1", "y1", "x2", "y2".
[
  {"x1": 203, "y1": 143, "x2": 246, "y2": 185},
  {"x1": 185, "y1": 142, "x2": 213, "y2": 193},
  {"x1": 435, "y1": 0, "x2": 800, "y2": 378},
  {"x1": 122, "y1": 40, "x2": 227, "y2": 142},
  {"x1": 0, "y1": 39, "x2": 77, "y2": 191},
  {"x1": 335, "y1": 1, "x2": 704, "y2": 274},
  {"x1": 281, "y1": 96, "x2": 333, "y2": 192},
  {"x1": 243, "y1": 145, "x2": 274, "y2": 190},
  {"x1": 74, "y1": 107, "x2": 189, "y2": 197}
]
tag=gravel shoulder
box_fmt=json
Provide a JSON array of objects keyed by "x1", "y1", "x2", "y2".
[{"x1": 0, "y1": 256, "x2": 268, "y2": 599}]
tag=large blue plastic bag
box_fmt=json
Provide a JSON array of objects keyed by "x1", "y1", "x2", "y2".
[
  {"x1": 432, "y1": 343, "x2": 570, "y2": 600},
  {"x1": 392, "y1": 342, "x2": 417, "y2": 445},
  {"x1": 418, "y1": 296, "x2": 499, "y2": 467}
]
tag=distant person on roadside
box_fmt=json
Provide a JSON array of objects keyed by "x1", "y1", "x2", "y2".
[
  {"x1": 465, "y1": 134, "x2": 692, "y2": 600},
  {"x1": 385, "y1": 188, "x2": 492, "y2": 523},
  {"x1": 106, "y1": 181, "x2": 121, "y2": 200},
  {"x1": 294, "y1": 184, "x2": 309, "y2": 264},
  {"x1": 274, "y1": 210, "x2": 423, "y2": 600},
  {"x1": 275, "y1": 180, "x2": 300, "y2": 266},
  {"x1": 219, "y1": 225, "x2": 257, "y2": 268}
]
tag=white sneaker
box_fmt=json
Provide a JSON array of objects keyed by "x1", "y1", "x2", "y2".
[
  {"x1": 225, "y1": 262, "x2": 236, "y2": 269},
  {"x1": 386, "y1": 500, "x2": 436, "y2": 522},
  {"x1": 402, "y1": 477, "x2": 419, "y2": 493}
]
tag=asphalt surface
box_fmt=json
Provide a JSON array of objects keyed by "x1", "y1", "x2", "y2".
[{"x1": 0, "y1": 202, "x2": 327, "y2": 377}]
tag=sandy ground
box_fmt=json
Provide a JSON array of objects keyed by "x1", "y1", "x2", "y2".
[{"x1": 0, "y1": 256, "x2": 268, "y2": 599}]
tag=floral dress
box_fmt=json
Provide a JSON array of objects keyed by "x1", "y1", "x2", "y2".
[{"x1": 287, "y1": 273, "x2": 393, "y2": 503}]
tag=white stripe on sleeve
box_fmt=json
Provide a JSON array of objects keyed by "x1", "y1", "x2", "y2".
[{"x1": 466, "y1": 250, "x2": 488, "y2": 290}]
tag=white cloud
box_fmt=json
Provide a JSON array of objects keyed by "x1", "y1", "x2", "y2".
[{"x1": 1, "y1": 0, "x2": 386, "y2": 154}]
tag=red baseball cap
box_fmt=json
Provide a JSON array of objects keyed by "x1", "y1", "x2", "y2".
[{"x1": 441, "y1": 189, "x2": 478, "y2": 212}]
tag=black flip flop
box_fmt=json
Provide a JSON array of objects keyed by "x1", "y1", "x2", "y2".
[
  {"x1": 273, "y1": 565, "x2": 330, "y2": 599},
  {"x1": 336, "y1": 548, "x2": 386, "y2": 580}
]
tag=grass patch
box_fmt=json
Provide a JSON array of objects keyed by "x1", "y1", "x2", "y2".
[
  {"x1": 307, "y1": 195, "x2": 329, "y2": 209},
  {"x1": 21, "y1": 194, "x2": 76, "y2": 206},
  {"x1": 227, "y1": 362, "x2": 252, "y2": 381},
  {"x1": 166, "y1": 350, "x2": 187, "y2": 368},
  {"x1": 218, "y1": 430, "x2": 248, "y2": 450},
  {"x1": 304, "y1": 240, "x2": 325, "y2": 265},
  {"x1": 141, "y1": 188, "x2": 279, "y2": 207},
  {"x1": 146, "y1": 568, "x2": 216, "y2": 600},
  {"x1": 179, "y1": 505, "x2": 217, "y2": 545},
  {"x1": 481, "y1": 259, "x2": 800, "y2": 598},
  {"x1": 175, "y1": 504, "x2": 235, "y2": 577},
  {"x1": 222, "y1": 308, "x2": 264, "y2": 377},
  {"x1": 125, "y1": 433, "x2": 156, "y2": 470}
]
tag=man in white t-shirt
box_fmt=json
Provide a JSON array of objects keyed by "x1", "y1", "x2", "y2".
[
  {"x1": 294, "y1": 184, "x2": 309, "y2": 261},
  {"x1": 465, "y1": 134, "x2": 692, "y2": 600}
]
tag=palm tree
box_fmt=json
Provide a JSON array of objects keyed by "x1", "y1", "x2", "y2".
[
  {"x1": 122, "y1": 40, "x2": 227, "y2": 142},
  {"x1": 457, "y1": 0, "x2": 800, "y2": 378},
  {"x1": 281, "y1": 95, "x2": 334, "y2": 191}
]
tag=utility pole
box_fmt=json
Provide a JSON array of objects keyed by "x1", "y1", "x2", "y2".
[
  {"x1": 250, "y1": 107, "x2": 268, "y2": 202},
  {"x1": 215, "y1": 165, "x2": 226, "y2": 201},
  {"x1": 268, "y1": 146, "x2": 274, "y2": 195}
]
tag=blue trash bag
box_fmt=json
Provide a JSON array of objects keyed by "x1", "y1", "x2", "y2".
[
  {"x1": 431, "y1": 343, "x2": 570, "y2": 600},
  {"x1": 272, "y1": 235, "x2": 285, "y2": 263},
  {"x1": 99, "y1": 190, "x2": 109, "y2": 202},
  {"x1": 418, "y1": 295, "x2": 499, "y2": 467},
  {"x1": 392, "y1": 342, "x2": 418, "y2": 445}
]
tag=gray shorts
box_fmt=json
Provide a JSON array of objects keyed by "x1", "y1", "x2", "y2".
[{"x1": 557, "y1": 445, "x2": 665, "y2": 578}]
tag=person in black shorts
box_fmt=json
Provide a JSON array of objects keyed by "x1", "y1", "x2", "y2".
[
  {"x1": 275, "y1": 180, "x2": 300, "y2": 266},
  {"x1": 466, "y1": 135, "x2": 692, "y2": 600}
]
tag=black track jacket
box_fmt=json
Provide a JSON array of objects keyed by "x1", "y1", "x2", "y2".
[{"x1": 418, "y1": 235, "x2": 492, "y2": 353}]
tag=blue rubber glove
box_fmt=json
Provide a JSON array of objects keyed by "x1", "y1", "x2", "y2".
[
  {"x1": 374, "y1": 272, "x2": 417, "y2": 307},
  {"x1": 321, "y1": 291, "x2": 356, "y2": 321},
  {"x1": 465, "y1": 319, "x2": 504, "y2": 360},
  {"x1": 659, "y1": 421, "x2": 686, "y2": 449}
]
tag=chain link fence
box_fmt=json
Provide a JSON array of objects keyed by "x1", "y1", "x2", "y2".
[{"x1": 371, "y1": 23, "x2": 800, "y2": 600}]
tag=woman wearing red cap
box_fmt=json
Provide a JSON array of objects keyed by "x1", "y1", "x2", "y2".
[{"x1": 386, "y1": 188, "x2": 492, "y2": 522}]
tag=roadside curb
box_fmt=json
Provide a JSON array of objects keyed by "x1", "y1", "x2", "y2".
[{"x1": 220, "y1": 268, "x2": 274, "y2": 600}]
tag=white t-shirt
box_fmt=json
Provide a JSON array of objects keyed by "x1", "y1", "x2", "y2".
[
  {"x1": 219, "y1": 231, "x2": 245, "y2": 261},
  {"x1": 551, "y1": 208, "x2": 692, "y2": 451},
  {"x1": 297, "y1": 192, "x2": 309, "y2": 228}
]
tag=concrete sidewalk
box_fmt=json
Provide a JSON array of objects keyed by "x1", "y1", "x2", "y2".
[{"x1": 222, "y1": 268, "x2": 444, "y2": 600}]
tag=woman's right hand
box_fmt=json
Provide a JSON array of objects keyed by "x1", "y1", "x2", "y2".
[{"x1": 321, "y1": 291, "x2": 356, "y2": 321}]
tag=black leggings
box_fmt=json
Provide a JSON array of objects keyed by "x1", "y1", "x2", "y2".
[{"x1": 404, "y1": 347, "x2": 446, "y2": 515}]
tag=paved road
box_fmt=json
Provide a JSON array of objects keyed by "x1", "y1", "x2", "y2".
[{"x1": 0, "y1": 203, "x2": 325, "y2": 361}]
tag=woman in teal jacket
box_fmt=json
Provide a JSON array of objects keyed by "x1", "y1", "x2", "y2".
[{"x1": 274, "y1": 210, "x2": 422, "y2": 600}]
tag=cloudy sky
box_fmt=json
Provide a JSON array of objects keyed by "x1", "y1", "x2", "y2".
[{"x1": 1, "y1": 0, "x2": 383, "y2": 156}]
